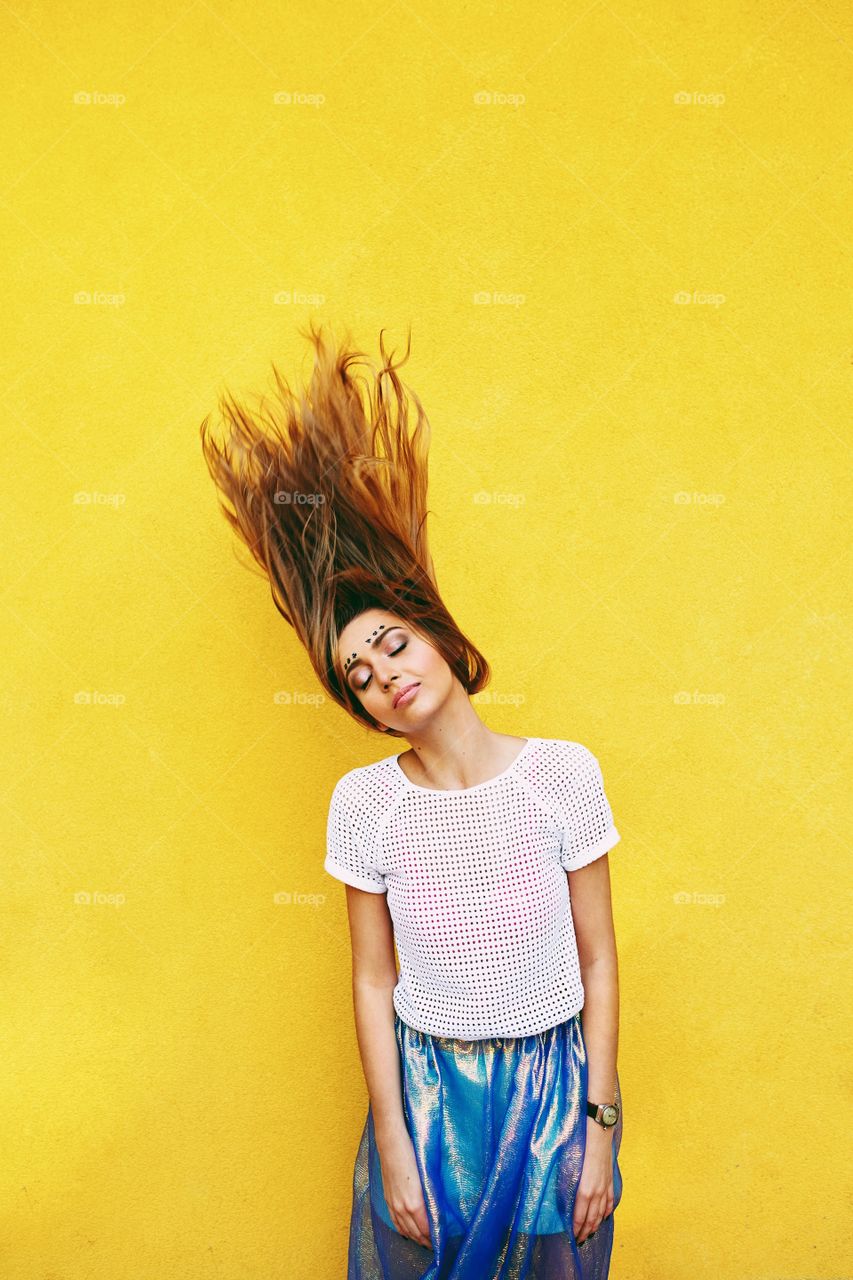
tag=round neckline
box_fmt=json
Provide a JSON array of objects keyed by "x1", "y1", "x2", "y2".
[{"x1": 390, "y1": 737, "x2": 536, "y2": 795}]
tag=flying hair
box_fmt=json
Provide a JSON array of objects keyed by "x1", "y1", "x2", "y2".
[{"x1": 199, "y1": 321, "x2": 490, "y2": 735}]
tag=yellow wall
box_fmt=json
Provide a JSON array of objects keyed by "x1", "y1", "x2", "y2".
[{"x1": 2, "y1": 1, "x2": 849, "y2": 1276}]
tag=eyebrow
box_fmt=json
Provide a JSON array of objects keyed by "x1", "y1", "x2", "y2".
[{"x1": 344, "y1": 626, "x2": 405, "y2": 685}]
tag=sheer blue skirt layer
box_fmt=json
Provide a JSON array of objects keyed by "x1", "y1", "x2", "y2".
[{"x1": 347, "y1": 1010, "x2": 623, "y2": 1280}]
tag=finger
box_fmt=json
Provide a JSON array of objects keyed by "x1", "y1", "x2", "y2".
[
  {"x1": 575, "y1": 1199, "x2": 601, "y2": 1244},
  {"x1": 400, "y1": 1210, "x2": 431, "y2": 1249},
  {"x1": 414, "y1": 1207, "x2": 433, "y2": 1249},
  {"x1": 398, "y1": 1210, "x2": 417, "y2": 1242},
  {"x1": 573, "y1": 1197, "x2": 591, "y2": 1242},
  {"x1": 578, "y1": 1215, "x2": 602, "y2": 1246}
]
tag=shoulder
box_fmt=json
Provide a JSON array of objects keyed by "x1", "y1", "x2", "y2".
[
  {"x1": 520, "y1": 737, "x2": 607, "y2": 807},
  {"x1": 527, "y1": 739, "x2": 619, "y2": 868},
  {"x1": 325, "y1": 758, "x2": 405, "y2": 892},
  {"x1": 327, "y1": 754, "x2": 407, "y2": 818},
  {"x1": 537, "y1": 736, "x2": 599, "y2": 759},
  {"x1": 526, "y1": 736, "x2": 603, "y2": 775}
]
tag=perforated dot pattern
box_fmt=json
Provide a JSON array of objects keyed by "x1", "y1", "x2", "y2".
[{"x1": 324, "y1": 737, "x2": 621, "y2": 1038}]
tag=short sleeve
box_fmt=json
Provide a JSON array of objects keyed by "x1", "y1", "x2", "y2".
[
  {"x1": 324, "y1": 777, "x2": 387, "y2": 893},
  {"x1": 557, "y1": 746, "x2": 621, "y2": 872}
]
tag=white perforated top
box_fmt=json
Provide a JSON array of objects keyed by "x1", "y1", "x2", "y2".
[{"x1": 324, "y1": 736, "x2": 621, "y2": 1038}]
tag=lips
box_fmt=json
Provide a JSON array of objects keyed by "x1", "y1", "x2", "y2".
[{"x1": 393, "y1": 682, "x2": 420, "y2": 709}]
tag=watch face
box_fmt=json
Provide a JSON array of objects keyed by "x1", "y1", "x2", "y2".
[{"x1": 602, "y1": 1105, "x2": 618, "y2": 1126}]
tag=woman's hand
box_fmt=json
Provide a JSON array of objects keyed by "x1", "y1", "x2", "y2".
[
  {"x1": 377, "y1": 1128, "x2": 433, "y2": 1250},
  {"x1": 573, "y1": 1119, "x2": 615, "y2": 1246}
]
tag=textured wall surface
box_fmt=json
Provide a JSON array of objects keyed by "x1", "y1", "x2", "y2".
[{"x1": 2, "y1": 1, "x2": 850, "y2": 1276}]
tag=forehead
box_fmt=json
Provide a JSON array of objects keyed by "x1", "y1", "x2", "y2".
[{"x1": 337, "y1": 612, "x2": 401, "y2": 665}]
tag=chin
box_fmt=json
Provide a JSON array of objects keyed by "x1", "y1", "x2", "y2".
[{"x1": 391, "y1": 689, "x2": 429, "y2": 723}]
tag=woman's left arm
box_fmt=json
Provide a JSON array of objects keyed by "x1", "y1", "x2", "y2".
[{"x1": 567, "y1": 852, "x2": 620, "y2": 1244}]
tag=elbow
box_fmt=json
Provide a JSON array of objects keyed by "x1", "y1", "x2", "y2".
[
  {"x1": 578, "y1": 947, "x2": 619, "y2": 979},
  {"x1": 351, "y1": 966, "x2": 399, "y2": 994}
]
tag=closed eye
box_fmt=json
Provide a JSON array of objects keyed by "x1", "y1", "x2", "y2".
[{"x1": 357, "y1": 642, "x2": 406, "y2": 692}]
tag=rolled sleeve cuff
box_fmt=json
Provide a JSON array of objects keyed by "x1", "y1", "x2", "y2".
[
  {"x1": 559, "y1": 824, "x2": 621, "y2": 872},
  {"x1": 324, "y1": 854, "x2": 387, "y2": 893}
]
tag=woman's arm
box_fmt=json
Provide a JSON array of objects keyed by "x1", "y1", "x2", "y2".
[
  {"x1": 344, "y1": 885, "x2": 432, "y2": 1249},
  {"x1": 567, "y1": 853, "x2": 620, "y2": 1245},
  {"x1": 344, "y1": 884, "x2": 407, "y2": 1145},
  {"x1": 569, "y1": 853, "x2": 619, "y2": 1105}
]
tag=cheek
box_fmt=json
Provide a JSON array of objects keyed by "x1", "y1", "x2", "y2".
[
  {"x1": 427, "y1": 656, "x2": 452, "y2": 686},
  {"x1": 417, "y1": 647, "x2": 445, "y2": 678}
]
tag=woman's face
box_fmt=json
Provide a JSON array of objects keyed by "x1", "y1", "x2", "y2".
[{"x1": 337, "y1": 610, "x2": 453, "y2": 733}]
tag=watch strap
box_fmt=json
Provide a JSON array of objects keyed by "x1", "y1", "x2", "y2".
[{"x1": 586, "y1": 1099, "x2": 618, "y2": 1125}]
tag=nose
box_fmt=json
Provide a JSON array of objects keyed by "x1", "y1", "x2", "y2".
[
  {"x1": 373, "y1": 657, "x2": 402, "y2": 688},
  {"x1": 382, "y1": 670, "x2": 406, "y2": 700}
]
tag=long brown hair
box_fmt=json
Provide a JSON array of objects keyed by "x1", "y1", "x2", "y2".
[{"x1": 199, "y1": 321, "x2": 490, "y2": 736}]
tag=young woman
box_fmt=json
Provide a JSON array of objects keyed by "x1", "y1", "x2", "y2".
[{"x1": 200, "y1": 324, "x2": 624, "y2": 1280}]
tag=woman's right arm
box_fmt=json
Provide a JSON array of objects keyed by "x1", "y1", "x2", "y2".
[{"x1": 344, "y1": 885, "x2": 432, "y2": 1250}]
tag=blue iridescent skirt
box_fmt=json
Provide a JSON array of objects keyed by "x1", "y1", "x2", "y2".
[{"x1": 347, "y1": 1010, "x2": 623, "y2": 1279}]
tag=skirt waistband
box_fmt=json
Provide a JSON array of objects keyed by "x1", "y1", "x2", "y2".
[{"x1": 394, "y1": 1009, "x2": 581, "y2": 1055}]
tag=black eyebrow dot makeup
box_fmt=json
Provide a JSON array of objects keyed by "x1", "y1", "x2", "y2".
[{"x1": 344, "y1": 623, "x2": 387, "y2": 673}]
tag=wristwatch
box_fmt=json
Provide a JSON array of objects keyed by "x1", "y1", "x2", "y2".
[{"x1": 586, "y1": 1099, "x2": 619, "y2": 1128}]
